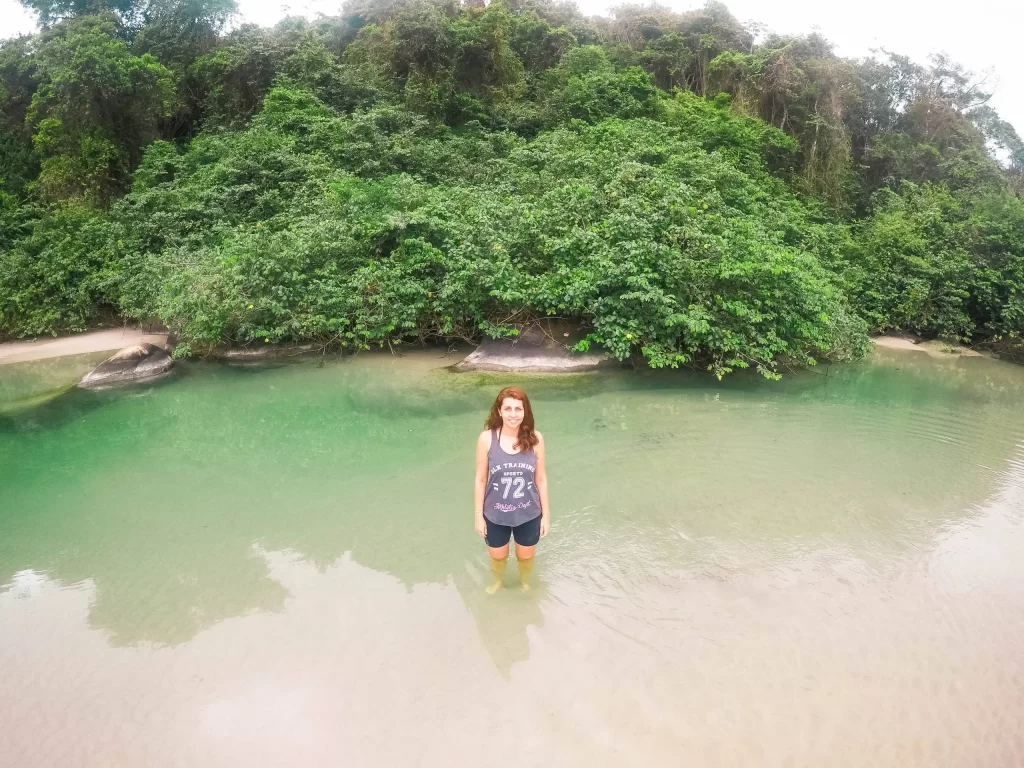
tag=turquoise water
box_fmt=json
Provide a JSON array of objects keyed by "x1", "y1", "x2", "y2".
[{"x1": 2, "y1": 347, "x2": 1023, "y2": 766}]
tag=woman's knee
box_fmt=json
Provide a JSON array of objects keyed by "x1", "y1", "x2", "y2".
[
  {"x1": 488, "y1": 544, "x2": 510, "y2": 560},
  {"x1": 515, "y1": 544, "x2": 536, "y2": 560}
]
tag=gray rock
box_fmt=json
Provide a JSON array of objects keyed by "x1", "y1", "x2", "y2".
[
  {"x1": 78, "y1": 344, "x2": 174, "y2": 389},
  {"x1": 210, "y1": 343, "x2": 317, "y2": 362},
  {"x1": 455, "y1": 320, "x2": 611, "y2": 373}
]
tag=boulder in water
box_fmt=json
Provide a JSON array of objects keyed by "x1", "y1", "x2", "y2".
[{"x1": 79, "y1": 344, "x2": 174, "y2": 389}]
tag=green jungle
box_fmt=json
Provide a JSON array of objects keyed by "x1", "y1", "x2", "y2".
[{"x1": 2, "y1": 0, "x2": 1023, "y2": 377}]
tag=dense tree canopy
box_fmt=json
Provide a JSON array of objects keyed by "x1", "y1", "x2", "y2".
[{"x1": 1, "y1": 0, "x2": 1022, "y2": 374}]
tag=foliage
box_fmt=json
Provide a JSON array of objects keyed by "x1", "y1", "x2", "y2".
[
  {"x1": 18, "y1": 0, "x2": 141, "y2": 27},
  {"x1": 25, "y1": 15, "x2": 176, "y2": 205},
  {"x1": 99, "y1": 89, "x2": 867, "y2": 377},
  {"x1": 1, "y1": 0, "x2": 1023, "y2": 373},
  {"x1": 188, "y1": 24, "x2": 285, "y2": 129},
  {"x1": 544, "y1": 47, "x2": 659, "y2": 124},
  {"x1": 133, "y1": 0, "x2": 237, "y2": 71},
  {"x1": 0, "y1": 203, "x2": 117, "y2": 335},
  {"x1": 848, "y1": 182, "x2": 1024, "y2": 342}
]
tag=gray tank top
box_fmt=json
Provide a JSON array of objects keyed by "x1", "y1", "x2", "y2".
[{"x1": 483, "y1": 429, "x2": 542, "y2": 527}]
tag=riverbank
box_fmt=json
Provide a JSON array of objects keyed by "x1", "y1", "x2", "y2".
[
  {"x1": 0, "y1": 328, "x2": 169, "y2": 366},
  {"x1": 872, "y1": 335, "x2": 987, "y2": 357},
  {"x1": 1, "y1": 328, "x2": 997, "y2": 369}
]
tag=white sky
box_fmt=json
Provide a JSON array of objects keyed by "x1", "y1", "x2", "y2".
[{"x1": 2, "y1": 0, "x2": 1022, "y2": 135}]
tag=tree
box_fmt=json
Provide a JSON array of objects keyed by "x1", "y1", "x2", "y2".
[
  {"x1": 19, "y1": 0, "x2": 141, "y2": 27},
  {"x1": 0, "y1": 36, "x2": 41, "y2": 197},
  {"x1": 133, "y1": 0, "x2": 237, "y2": 70},
  {"x1": 1, "y1": 0, "x2": 1022, "y2": 363},
  {"x1": 26, "y1": 14, "x2": 176, "y2": 205},
  {"x1": 603, "y1": 1, "x2": 750, "y2": 96}
]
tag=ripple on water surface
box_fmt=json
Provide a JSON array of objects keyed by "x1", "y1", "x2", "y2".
[{"x1": 1, "y1": 346, "x2": 1024, "y2": 767}]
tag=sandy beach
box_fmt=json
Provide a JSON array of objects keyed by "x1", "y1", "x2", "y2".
[{"x1": 0, "y1": 328, "x2": 169, "y2": 366}]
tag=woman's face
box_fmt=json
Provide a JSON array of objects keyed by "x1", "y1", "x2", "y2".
[{"x1": 500, "y1": 397, "x2": 525, "y2": 430}]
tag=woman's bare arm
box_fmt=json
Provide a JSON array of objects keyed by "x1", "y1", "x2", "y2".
[
  {"x1": 535, "y1": 431, "x2": 550, "y2": 536},
  {"x1": 474, "y1": 431, "x2": 489, "y2": 536}
]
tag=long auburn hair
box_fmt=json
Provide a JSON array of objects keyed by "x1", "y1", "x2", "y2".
[{"x1": 485, "y1": 386, "x2": 539, "y2": 451}]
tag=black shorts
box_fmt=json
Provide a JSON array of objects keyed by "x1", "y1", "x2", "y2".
[{"x1": 485, "y1": 514, "x2": 542, "y2": 548}]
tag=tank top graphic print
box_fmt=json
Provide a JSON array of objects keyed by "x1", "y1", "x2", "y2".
[{"x1": 483, "y1": 429, "x2": 542, "y2": 527}]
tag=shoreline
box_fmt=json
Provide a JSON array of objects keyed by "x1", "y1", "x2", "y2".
[
  {"x1": 0, "y1": 329, "x2": 995, "y2": 368},
  {"x1": 0, "y1": 328, "x2": 169, "y2": 366},
  {"x1": 871, "y1": 335, "x2": 987, "y2": 357}
]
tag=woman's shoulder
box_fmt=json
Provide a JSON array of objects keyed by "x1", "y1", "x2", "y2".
[
  {"x1": 534, "y1": 430, "x2": 544, "y2": 445},
  {"x1": 477, "y1": 429, "x2": 492, "y2": 445}
]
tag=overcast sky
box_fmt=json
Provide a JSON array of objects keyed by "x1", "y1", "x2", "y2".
[{"x1": 3, "y1": 0, "x2": 1022, "y2": 134}]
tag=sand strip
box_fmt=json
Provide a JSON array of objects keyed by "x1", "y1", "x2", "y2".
[
  {"x1": 872, "y1": 336, "x2": 988, "y2": 358},
  {"x1": 871, "y1": 336, "x2": 924, "y2": 352},
  {"x1": 0, "y1": 328, "x2": 169, "y2": 366}
]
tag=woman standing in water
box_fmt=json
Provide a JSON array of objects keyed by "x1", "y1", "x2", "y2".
[{"x1": 474, "y1": 387, "x2": 550, "y2": 592}]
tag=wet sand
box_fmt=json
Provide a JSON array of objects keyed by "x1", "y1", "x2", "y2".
[
  {"x1": 0, "y1": 328, "x2": 168, "y2": 366},
  {"x1": 873, "y1": 336, "x2": 986, "y2": 357},
  {"x1": 872, "y1": 336, "x2": 924, "y2": 352}
]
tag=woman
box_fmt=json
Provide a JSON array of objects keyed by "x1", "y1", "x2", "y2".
[{"x1": 474, "y1": 386, "x2": 550, "y2": 592}]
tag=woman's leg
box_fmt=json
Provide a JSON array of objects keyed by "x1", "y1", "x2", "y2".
[
  {"x1": 486, "y1": 545, "x2": 510, "y2": 593},
  {"x1": 512, "y1": 516, "x2": 542, "y2": 591},
  {"x1": 515, "y1": 547, "x2": 536, "y2": 590},
  {"x1": 484, "y1": 517, "x2": 513, "y2": 593}
]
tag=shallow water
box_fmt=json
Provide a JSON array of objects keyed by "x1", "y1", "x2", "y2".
[{"x1": 2, "y1": 347, "x2": 1023, "y2": 767}]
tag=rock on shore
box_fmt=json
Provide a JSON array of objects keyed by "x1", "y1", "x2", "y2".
[{"x1": 455, "y1": 321, "x2": 610, "y2": 373}]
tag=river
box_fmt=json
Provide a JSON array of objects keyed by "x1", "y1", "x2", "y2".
[{"x1": 1, "y1": 346, "x2": 1023, "y2": 767}]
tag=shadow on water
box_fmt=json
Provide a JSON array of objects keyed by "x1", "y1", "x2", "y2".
[
  {"x1": 0, "y1": 350, "x2": 109, "y2": 402},
  {"x1": 1, "y1": 386, "x2": 130, "y2": 434},
  {"x1": 453, "y1": 568, "x2": 547, "y2": 680},
  {"x1": 1, "y1": 347, "x2": 1023, "y2": 672}
]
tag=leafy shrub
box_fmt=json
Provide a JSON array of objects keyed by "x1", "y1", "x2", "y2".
[
  {"x1": 547, "y1": 66, "x2": 660, "y2": 124},
  {"x1": 0, "y1": 204, "x2": 116, "y2": 337},
  {"x1": 850, "y1": 182, "x2": 1024, "y2": 343},
  {"x1": 102, "y1": 91, "x2": 867, "y2": 377}
]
